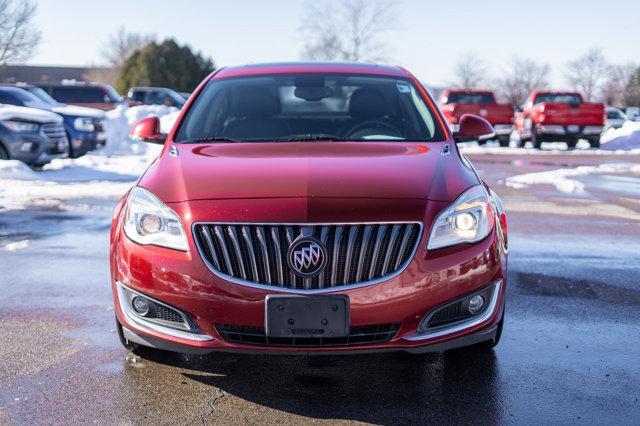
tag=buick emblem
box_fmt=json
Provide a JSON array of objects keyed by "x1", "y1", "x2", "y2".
[{"x1": 287, "y1": 237, "x2": 327, "y2": 278}]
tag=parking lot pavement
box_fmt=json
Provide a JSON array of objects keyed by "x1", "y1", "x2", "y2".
[{"x1": 1, "y1": 152, "x2": 639, "y2": 424}]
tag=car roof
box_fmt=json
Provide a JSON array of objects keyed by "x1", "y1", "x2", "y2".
[
  {"x1": 213, "y1": 62, "x2": 407, "y2": 79},
  {"x1": 131, "y1": 87, "x2": 173, "y2": 91},
  {"x1": 35, "y1": 83, "x2": 107, "y2": 88},
  {"x1": 0, "y1": 86, "x2": 29, "y2": 94}
]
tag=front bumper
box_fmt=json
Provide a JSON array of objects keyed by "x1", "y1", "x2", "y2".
[
  {"x1": 111, "y1": 206, "x2": 507, "y2": 354},
  {"x1": 536, "y1": 124, "x2": 603, "y2": 140}
]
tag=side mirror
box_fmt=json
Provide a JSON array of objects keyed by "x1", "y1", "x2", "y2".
[
  {"x1": 130, "y1": 117, "x2": 166, "y2": 144},
  {"x1": 453, "y1": 114, "x2": 495, "y2": 143}
]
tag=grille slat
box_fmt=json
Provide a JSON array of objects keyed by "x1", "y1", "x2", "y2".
[
  {"x1": 195, "y1": 223, "x2": 421, "y2": 291},
  {"x1": 241, "y1": 226, "x2": 260, "y2": 282},
  {"x1": 216, "y1": 323, "x2": 400, "y2": 347},
  {"x1": 213, "y1": 226, "x2": 234, "y2": 274},
  {"x1": 368, "y1": 225, "x2": 388, "y2": 280},
  {"x1": 330, "y1": 226, "x2": 344, "y2": 286},
  {"x1": 255, "y1": 227, "x2": 272, "y2": 284},
  {"x1": 270, "y1": 227, "x2": 284, "y2": 285},
  {"x1": 227, "y1": 227, "x2": 247, "y2": 279}
]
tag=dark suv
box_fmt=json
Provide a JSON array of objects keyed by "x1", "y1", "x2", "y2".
[
  {"x1": 36, "y1": 83, "x2": 124, "y2": 111},
  {"x1": 0, "y1": 105, "x2": 68, "y2": 166},
  {"x1": 0, "y1": 85, "x2": 106, "y2": 158},
  {"x1": 127, "y1": 87, "x2": 186, "y2": 108}
]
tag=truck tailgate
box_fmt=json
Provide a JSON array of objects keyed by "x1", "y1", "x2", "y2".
[
  {"x1": 538, "y1": 103, "x2": 605, "y2": 126},
  {"x1": 450, "y1": 104, "x2": 514, "y2": 124}
]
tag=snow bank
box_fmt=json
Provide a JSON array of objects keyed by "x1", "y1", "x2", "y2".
[
  {"x1": 102, "y1": 104, "x2": 179, "y2": 156},
  {"x1": 0, "y1": 105, "x2": 178, "y2": 211},
  {"x1": 601, "y1": 121, "x2": 640, "y2": 151},
  {"x1": 0, "y1": 160, "x2": 41, "y2": 181},
  {"x1": 0, "y1": 105, "x2": 63, "y2": 123},
  {"x1": 506, "y1": 163, "x2": 640, "y2": 194}
]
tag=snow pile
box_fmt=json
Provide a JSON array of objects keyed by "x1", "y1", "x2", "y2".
[
  {"x1": 601, "y1": 121, "x2": 640, "y2": 151},
  {"x1": 506, "y1": 163, "x2": 640, "y2": 194},
  {"x1": 0, "y1": 148, "x2": 161, "y2": 211},
  {"x1": 0, "y1": 160, "x2": 41, "y2": 180},
  {"x1": 102, "y1": 104, "x2": 179, "y2": 156},
  {"x1": 0, "y1": 104, "x2": 178, "y2": 212}
]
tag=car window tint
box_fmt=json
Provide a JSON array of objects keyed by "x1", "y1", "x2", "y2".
[
  {"x1": 51, "y1": 87, "x2": 106, "y2": 103},
  {"x1": 175, "y1": 74, "x2": 445, "y2": 142}
]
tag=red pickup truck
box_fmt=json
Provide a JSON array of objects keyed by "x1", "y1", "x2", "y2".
[
  {"x1": 514, "y1": 91, "x2": 604, "y2": 148},
  {"x1": 439, "y1": 90, "x2": 515, "y2": 146}
]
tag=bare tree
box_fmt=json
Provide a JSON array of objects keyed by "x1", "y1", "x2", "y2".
[
  {"x1": 497, "y1": 56, "x2": 550, "y2": 105},
  {"x1": 601, "y1": 63, "x2": 637, "y2": 107},
  {"x1": 624, "y1": 66, "x2": 640, "y2": 107},
  {"x1": 451, "y1": 53, "x2": 489, "y2": 89},
  {"x1": 299, "y1": 0, "x2": 397, "y2": 62},
  {"x1": 0, "y1": 0, "x2": 41, "y2": 66},
  {"x1": 102, "y1": 26, "x2": 155, "y2": 68},
  {"x1": 565, "y1": 48, "x2": 610, "y2": 101}
]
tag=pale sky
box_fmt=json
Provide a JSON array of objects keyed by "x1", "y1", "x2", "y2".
[{"x1": 29, "y1": 0, "x2": 639, "y2": 87}]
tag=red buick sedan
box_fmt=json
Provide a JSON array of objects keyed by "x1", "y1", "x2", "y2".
[{"x1": 110, "y1": 62, "x2": 508, "y2": 356}]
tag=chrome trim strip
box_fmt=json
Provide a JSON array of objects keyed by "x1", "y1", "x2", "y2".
[
  {"x1": 116, "y1": 282, "x2": 214, "y2": 342},
  {"x1": 405, "y1": 280, "x2": 502, "y2": 341},
  {"x1": 192, "y1": 222, "x2": 423, "y2": 294},
  {"x1": 368, "y1": 225, "x2": 387, "y2": 280}
]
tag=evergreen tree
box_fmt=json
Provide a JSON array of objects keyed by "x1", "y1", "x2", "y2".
[
  {"x1": 623, "y1": 66, "x2": 640, "y2": 107},
  {"x1": 116, "y1": 39, "x2": 214, "y2": 94}
]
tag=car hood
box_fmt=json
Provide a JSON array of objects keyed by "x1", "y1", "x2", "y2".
[
  {"x1": 139, "y1": 141, "x2": 479, "y2": 203},
  {"x1": 0, "y1": 105, "x2": 63, "y2": 123},
  {"x1": 51, "y1": 104, "x2": 106, "y2": 119}
]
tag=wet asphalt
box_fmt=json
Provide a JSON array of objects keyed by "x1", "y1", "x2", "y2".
[{"x1": 1, "y1": 151, "x2": 639, "y2": 424}]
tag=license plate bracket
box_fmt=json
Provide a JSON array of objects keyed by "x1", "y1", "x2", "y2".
[
  {"x1": 567, "y1": 125, "x2": 580, "y2": 133},
  {"x1": 265, "y1": 295, "x2": 350, "y2": 338}
]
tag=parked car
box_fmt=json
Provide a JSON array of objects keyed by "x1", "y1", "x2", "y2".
[
  {"x1": 178, "y1": 92, "x2": 191, "y2": 100},
  {"x1": 35, "y1": 82, "x2": 125, "y2": 111},
  {"x1": 0, "y1": 105, "x2": 68, "y2": 166},
  {"x1": 112, "y1": 62, "x2": 508, "y2": 357},
  {"x1": 624, "y1": 107, "x2": 640, "y2": 121},
  {"x1": 605, "y1": 106, "x2": 628, "y2": 130},
  {"x1": 0, "y1": 85, "x2": 106, "y2": 158},
  {"x1": 439, "y1": 90, "x2": 515, "y2": 146},
  {"x1": 513, "y1": 91, "x2": 605, "y2": 148},
  {"x1": 127, "y1": 87, "x2": 186, "y2": 108}
]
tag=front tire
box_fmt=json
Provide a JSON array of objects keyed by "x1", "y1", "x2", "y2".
[
  {"x1": 589, "y1": 137, "x2": 600, "y2": 149},
  {"x1": 474, "y1": 310, "x2": 504, "y2": 349},
  {"x1": 531, "y1": 127, "x2": 542, "y2": 149},
  {"x1": 0, "y1": 144, "x2": 8, "y2": 160},
  {"x1": 115, "y1": 317, "x2": 159, "y2": 357},
  {"x1": 497, "y1": 136, "x2": 510, "y2": 147}
]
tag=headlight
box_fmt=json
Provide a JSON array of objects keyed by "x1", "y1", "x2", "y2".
[
  {"x1": 2, "y1": 120, "x2": 39, "y2": 132},
  {"x1": 73, "y1": 117, "x2": 95, "y2": 132},
  {"x1": 427, "y1": 185, "x2": 494, "y2": 250},
  {"x1": 123, "y1": 187, "x2": 189, "y2": 251}
]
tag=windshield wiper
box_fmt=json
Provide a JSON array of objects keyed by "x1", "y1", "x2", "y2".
[
  {"x1": 178, "y1": 136, "x2": 241, "y2": 144},
  {"x1": 277, "y1": 134, "x2": 347, "y2": 142}
]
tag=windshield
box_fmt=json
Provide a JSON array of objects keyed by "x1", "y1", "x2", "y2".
[
  {"x1": 0, "y1": 88, "x2": 51, "y2": 109},
  {"x1": 446, "y1": 92, "x2": 495, "y2": 104},
  {"x1": 25, "y1": 86, "x2": 58, "y2": 105},
  {"x1": 175, "y1": 74, "x2": 444, "y2": 142},
  {"x1": 534, "y1": 93, "x2": 582, "y2": 105}
]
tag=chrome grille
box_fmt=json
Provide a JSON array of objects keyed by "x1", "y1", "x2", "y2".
[
  {"x1": 194, "y1": 223, "x2": 422, "y2": 291},
  {"x1": 41, "y1": 123, "x2": 66, "y2": 140}
]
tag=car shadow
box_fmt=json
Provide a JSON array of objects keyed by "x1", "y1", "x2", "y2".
[{"x1": 143, "y1": 348, "x2": 503, "y2": 423}]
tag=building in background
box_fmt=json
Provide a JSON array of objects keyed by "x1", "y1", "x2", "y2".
[{"x1": 0, "y1": 65, "x2": 117, "y2": 88}]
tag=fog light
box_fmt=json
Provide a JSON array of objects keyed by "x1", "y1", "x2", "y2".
[
  {"x1": 468, "y1": 295, "x2": 485, "y2": 314},
  {"x1": 131, "y1": 296, "x2": 150, "y2": 316},
  {"x1": 20, "y1": 142, "x2": 34, "y2": 152}
]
